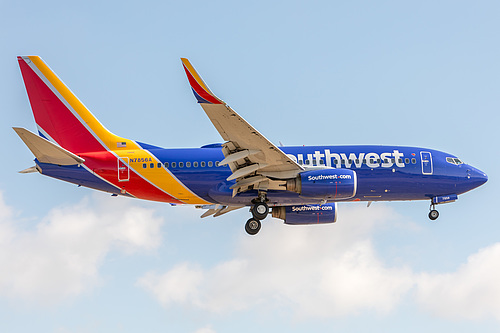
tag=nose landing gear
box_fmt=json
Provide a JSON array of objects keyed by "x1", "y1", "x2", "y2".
[
  {"x1": 428, "y1": 209, "x2": 439, "y2": 220},
  {"x1": 428, "y1": 202, "x2": 439, "y2": 220}
]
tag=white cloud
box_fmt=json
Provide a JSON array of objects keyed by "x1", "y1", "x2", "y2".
[
  {"x1": 138, "y1": 204, "x2": 415, "y2": 317},
  {"x1": 139, "y1": 263, "x2": 204, "y2": 306},
  {"x1": 416, "y1": 242, "x2": 500, "y2": 320},
  {"x1": 193, "y1": 326, "x2": 216, "y2": 333},
  {"x1": 0, "y1": 192, "x2": 164, "y2": 305},
  {"x1": 5, "y1": 187, "x2": 498, "y2": 322},
  {"x1": 138, "y1": 203, "x2": 500, "y2": 321}
]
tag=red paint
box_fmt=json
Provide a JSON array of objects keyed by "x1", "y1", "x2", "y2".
[
  {"x1": 80, "y1": 152, "x2": 183, "y2": 204},
  {"x1": 18, "y1": 58, "x2": 106, "y2": 154},
  {"x1": 182, "y1": 64, "x2": 222, "y2": 104},
  {"x1": 19, "y1": 59, "x2": 182, "y2": 204}
]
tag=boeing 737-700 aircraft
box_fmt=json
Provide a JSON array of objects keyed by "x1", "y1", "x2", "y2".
[{"x1": 14, "y1": 56, "x2": 488, "y2": 235}]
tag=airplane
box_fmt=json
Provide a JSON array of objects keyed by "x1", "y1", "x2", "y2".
[{"x1": 14, "y1": 56, "x2": 488, "y2": 235}]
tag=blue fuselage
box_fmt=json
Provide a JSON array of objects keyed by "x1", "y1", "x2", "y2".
[{"x1": 39, "y1": 143, "x2": 486, "y2": 207}]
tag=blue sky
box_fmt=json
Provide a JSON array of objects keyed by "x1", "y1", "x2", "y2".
[{"x1": 1, "y1": 0, "x2": 499, "y2": 332}]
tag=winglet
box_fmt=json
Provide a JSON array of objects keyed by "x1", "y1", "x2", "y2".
[{"x1": 181, "y1": 58, "x2": 223, "y2": 104}]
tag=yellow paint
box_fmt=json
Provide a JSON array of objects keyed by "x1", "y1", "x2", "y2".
[
  {"x1": 28, "y1": 56, "x2": 211, "y2": 205},
  {"x1": 28, "y1": 56, "x2": 139, "y2": 152},
  {"x1": 181, "y1": 58, "x2": 216, "y2": 97},
  {"x1": 116, "y1": 150, "x2": 211, "y2": 204}
]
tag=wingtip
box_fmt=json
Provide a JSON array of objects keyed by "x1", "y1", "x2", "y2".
[{"x1": 181, "y1": 58, "x2": 223, "y2": 104}]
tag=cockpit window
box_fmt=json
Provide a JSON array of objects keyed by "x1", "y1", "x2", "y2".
[{"x1": 446, "y1": 157, "x2": 464, "y2": 165}]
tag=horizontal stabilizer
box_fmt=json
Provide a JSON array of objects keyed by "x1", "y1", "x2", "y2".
[
  {"x1": 19, "y1": 166, "x2": 39, "y2": 174},
  {"x1": 197, "y1": 204, "x2": 243, "y2": 218},
  {"x1": 13, "y1": 127, "x2": 85, "y2": 165}
]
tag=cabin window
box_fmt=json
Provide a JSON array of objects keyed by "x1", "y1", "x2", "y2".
[
  {"x1": 215, "y1": 161, "x2": 220, "y2": 167},
  {"x1": 411, "y1": 158, "x2": 416, "y2": 164},
  {"x1": 143, "y1": 163, "x2": 147, "y2": 168},
  {"x1": 398, "y1": 158, "x2": 403, "y2": 164},
  {"x1": 208, "y1": 161, "x2": 213, "y2": 167},
  {"x1": 179, "y1": 162, "x2": 184, "y2": 168},
  {"x1": 158, "y1": 163, "x2": 162, "y2": 168},
  {"x1": 298, "y1": 160, "x2": 303, "y2": 165},
  {"x1": 186, "y1": 162, "x2": 191, "y2": 168},
  {"x1": 319, "y1": 159, "x2": 325, "y2": 165},
  {"x1": 201, "y1": 161, "x2": 206, "y2": 167},
  {"x1": 164, "y1": 162, "x2": 169, "y2": 168},
  {"x1": 313, "y1": 160, "x2": 317, "y2": 166},
  {"x1": 405, "y1": 158, "x2": 409, "y2": 164},
  {"x1": 150, "y1": 163, "x2": 154, "y2": 168},
  {"x1": 171, "y1": 162, "x2": 177, "y2": 168},
  {"x1": 348, "y1": 159, "x2": 352, "y2": 164},
  {"x1": 305, "y1": 160, "x2": 310, "y2": 165},
  {"x1": 193, "y1": 161, "x2": 198, "y2": 167},
  {"x1": 391, "y1": 158, "x2": 395, "y2": 163}
]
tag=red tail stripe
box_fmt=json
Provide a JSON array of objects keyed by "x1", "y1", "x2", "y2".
[
  {"x1": 19, "y1": 58, "x2": 183, "y2": 204},
  {"x1": 19, "y1": 58, "x2": 104, "y2": 153},
  {"x1": 182, "y1": 64, "x2": 221, "y2": 104}
]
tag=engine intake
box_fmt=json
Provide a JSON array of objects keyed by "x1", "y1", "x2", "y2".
[{"x1": 286, "y1": 169, "x2": 357, "y2": 200}]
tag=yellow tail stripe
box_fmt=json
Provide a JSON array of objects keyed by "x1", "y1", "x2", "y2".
[{"x1": 27, "y1": 56, "x2": 140, "y2": 151}]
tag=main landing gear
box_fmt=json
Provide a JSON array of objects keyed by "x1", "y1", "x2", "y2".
[
  {"x1": 245, "y1": 193, "x2": 269, "y2": 235},
  {"x1": 428, "y1": 202, "x2": 439, "y2": 221}
]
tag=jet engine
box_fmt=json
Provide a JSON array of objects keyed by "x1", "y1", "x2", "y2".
[
  {"x1": 286, "y1": 169, "x2": 357, "y2": 200},
  {"x1": 272, "y1": 203, "x2": 338, "y2": 225}
]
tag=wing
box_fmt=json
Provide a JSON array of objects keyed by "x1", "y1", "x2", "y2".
[{"x1": 181, "y1": 58, "x2": 304, "y2": 196}]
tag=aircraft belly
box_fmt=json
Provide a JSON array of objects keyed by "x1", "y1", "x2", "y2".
[{"x1": 36, "y1": 161, "x2": 130, "y2": 196}]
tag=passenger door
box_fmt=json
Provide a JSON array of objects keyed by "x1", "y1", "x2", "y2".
[{"x1": 420, "y1": 151, "x2": 433, "y2": 175}]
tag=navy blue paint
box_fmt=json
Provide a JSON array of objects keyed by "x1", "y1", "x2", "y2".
[
  {"x1": 37, "y1": 144, "x2": 488, "y2": 207},
  {"x1": 284, "y1": 204, "x2": 337, "y2": 225},
  {"x1": 191, "y1": 88, "x2": 211, "y2": 104},
  {"x1": 36, "y1": 160, "x2": 130, "y2": 197},
  {"x1": 299, "y1": 169, "x2": 356, "y2": 199},
  {"x1": 136, "y1": 141, "x2": 164, "y2": 150}
]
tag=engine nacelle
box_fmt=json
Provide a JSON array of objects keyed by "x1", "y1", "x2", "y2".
[
  {"x1": 272, "y1": 203, "x2": 338, "y2": 225},
  {"x1": 286, "y1": 169, "x2": 357, "y2": 200}
]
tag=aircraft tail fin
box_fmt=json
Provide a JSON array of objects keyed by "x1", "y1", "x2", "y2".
[{"x1": 17, "y1": 56, "x2": 138, "y2": 154}]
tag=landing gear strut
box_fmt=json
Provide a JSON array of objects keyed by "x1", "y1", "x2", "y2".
[
  {"x1": 429, "y1": 202, "x2": 439, "y2": 221},
  {"x1": 245, "y1": 192, "x2": 269, "y2": 235}
]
